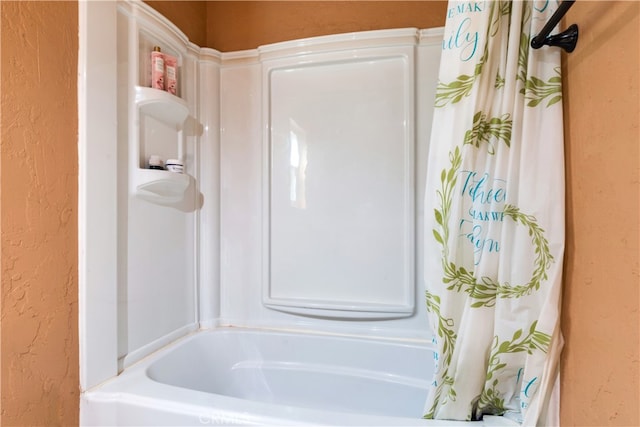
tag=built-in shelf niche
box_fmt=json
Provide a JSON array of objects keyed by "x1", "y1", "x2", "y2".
[
  {"x1": 133, "y1": 85, "x2": 191, "y2": 205},
  {"x1": 138, "y1": 31, "x2": 182, "y2": 98}
]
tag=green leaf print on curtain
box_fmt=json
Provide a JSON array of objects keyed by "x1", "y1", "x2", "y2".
[
  {"x1": 463, "y1": 112, "x2": 513, "y2": 154},
  {"x1": 422, "y1": 1, "x2": 565, "y2": 424},
  {"x1": 521, "y1": 67, "x2": 563, "y2": 107}
]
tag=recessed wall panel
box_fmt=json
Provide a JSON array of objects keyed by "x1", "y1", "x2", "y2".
[{"x1": 264, "y1": 49, "x2": 415, "y2": 317}]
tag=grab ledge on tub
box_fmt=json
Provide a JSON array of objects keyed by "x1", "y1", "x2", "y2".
[{"x1": 263, "y1": 299, "x2": 414, "y2": 320}]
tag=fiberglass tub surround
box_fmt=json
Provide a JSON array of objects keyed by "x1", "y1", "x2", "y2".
[{"x1": 80, "y1": 1, "x2": 534, "y2": 426}]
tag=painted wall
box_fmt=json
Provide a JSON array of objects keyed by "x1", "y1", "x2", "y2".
[
  {"x1": 0, "y1": 2, "x2": 79, "y2": 426},
  {"x1": 144, "y1": 1, "x2": 207, "y2": 47},
  {"x1": 205, "y1": 1, "x2": 448, "y2": 51},
  {"x1": 0, "y1": 1, "x2": 636, "y2": 426},
  {"x1": 561, "y1": 2, "x2": 639, "y2": 426}
]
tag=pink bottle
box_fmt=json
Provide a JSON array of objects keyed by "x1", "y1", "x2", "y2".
[
  {"x1": 151, "y1": 46, "x2": 164, "y2": 90},
  {"x1": 164, "y1": 53, "x2": 178, "y2": 95}
]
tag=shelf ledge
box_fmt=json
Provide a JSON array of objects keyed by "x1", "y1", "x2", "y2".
[
  {"x1": 135, "y1": 86, "x2": 189, "y2": 128},
  {"x1": 134, "y1": 169, "x2": 190, "y2": 204}
]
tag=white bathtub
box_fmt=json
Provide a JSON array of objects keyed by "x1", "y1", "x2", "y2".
[{"x1": 81, "y1": 328, "x2": 518, "y2": 426}]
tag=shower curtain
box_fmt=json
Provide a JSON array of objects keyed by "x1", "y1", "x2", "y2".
[{"x1": 423, "y1": 1, "x2": 564, "y2": 425}]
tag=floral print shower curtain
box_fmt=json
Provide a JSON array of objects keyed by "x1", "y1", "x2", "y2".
[{"x1": 423, "y1": 1, "x2": 565, "y2": 425}]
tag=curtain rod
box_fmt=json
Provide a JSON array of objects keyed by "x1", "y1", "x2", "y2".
[{"x1": 531, "y1": 0, "x2": 579, "y2": 53}]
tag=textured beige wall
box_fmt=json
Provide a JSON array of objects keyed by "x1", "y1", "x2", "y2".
[
  {"x1": 561, "y1": 2, "x2": 640, "y2": 426},
  {"x1": 205, "y1": 1, "x2": 448, "y2": 52},
  {"x1": 144, "y1": 1, "x2": 208, "y2": 47},
  {"x1": 0, "y1": 1, "x2": 79, "y2": 425}
]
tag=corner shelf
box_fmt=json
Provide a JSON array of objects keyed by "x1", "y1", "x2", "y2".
[
  {"x1": 135, "y1": 86, "x2": 189, "y2": 127},
  {"x1": 133, "y1": 86, "x2": 192, "y2": 205},
  {"x1": 134, "y1": 169, "x2": 191, "y2": 204}
]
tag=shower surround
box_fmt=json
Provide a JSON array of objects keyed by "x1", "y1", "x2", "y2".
[{"x1": 79, "y1": 1, "x2": 518, "y2": 425}]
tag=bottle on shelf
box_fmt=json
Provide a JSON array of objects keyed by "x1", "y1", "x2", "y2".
[
  {"x1": 165, "y1": 159, "x2": 183, "y2": 174},
  {"x1": 148, "y1": 154, "x2": 164, "y2": 170},
  {"x1": 151, "y1": 46, "x2": 164, "y2": 90},
  {"x1": 164, "y1": 53, "x2": 178, "y2": 96}
]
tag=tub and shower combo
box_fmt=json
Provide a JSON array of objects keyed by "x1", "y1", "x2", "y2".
[{"x1": 79, "y1": 2, "x2": 518, "y2": 426}]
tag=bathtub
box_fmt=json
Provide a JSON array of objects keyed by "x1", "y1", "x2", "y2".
[{"x1": 81, "y1": 328, "x2": 518, "y2": 426}]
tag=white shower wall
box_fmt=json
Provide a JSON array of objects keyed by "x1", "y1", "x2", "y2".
[
  {"x1": 218, "y1": 32, "x2": 443, "y2": 339},
  {"x1": 80, "y1": 0, "x2": 443, "y2": 391},
  {"x1": 115, "y1": 3, "x2": 203, "y2": 370}
]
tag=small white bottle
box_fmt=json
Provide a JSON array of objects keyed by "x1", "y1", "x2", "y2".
[{"x1": 165, "y1": 159, "x2": 184, "y2": 173}]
